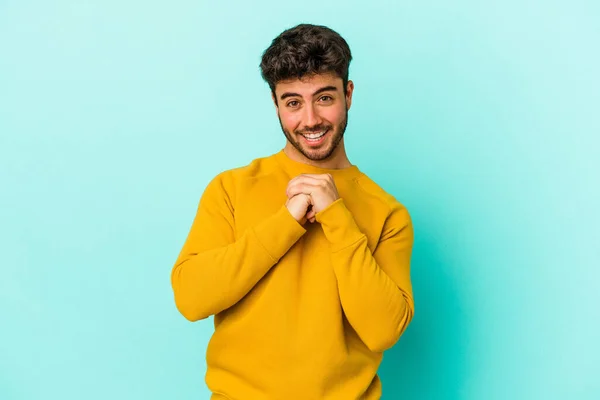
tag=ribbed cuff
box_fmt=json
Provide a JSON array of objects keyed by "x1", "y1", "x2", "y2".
[
  {"x1": 315, "y1": 198, "x2": 365, "y2": 251},
  {"x1": 252, "y1": 204, "x2": 307, "y2": 261}
]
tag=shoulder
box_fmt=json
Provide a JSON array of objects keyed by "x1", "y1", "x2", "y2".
[
  {"x1": 203, "y1": 153, "x2": 279, "y2": 198},
  {"x1": 215, "y1": 153, "x2": 277, "y2": 184},
  {"x1": 354, "y1": 174, "x2": 407, "y2": 211},
  {"x1": 354, "y1": 173, "x2": 411, "y2": 222}
]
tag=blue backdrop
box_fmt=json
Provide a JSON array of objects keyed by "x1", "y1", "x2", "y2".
[{"x1": 1, "y1": 1, "x2": 598, "y2": 399}]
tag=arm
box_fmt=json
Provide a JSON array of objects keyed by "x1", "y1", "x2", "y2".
[
  {"x1": 171, "y1": 172, "x2": 307, "y2": 321},
  {"x1": 315, "y1": 198, "x2": 415, "y2": 352}
]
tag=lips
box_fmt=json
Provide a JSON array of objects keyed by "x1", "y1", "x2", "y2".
[{"x1": 300, "y1": 129, "x2": 329, "y2": 146}]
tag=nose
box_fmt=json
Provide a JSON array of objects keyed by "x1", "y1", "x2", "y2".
[{"x1": 303, "y1": 103, "x2": 323, "y2": 130}]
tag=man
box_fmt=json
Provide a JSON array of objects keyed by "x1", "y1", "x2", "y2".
[{"x1": 171, "y1": 23, "x2": 415, "y2": 399}]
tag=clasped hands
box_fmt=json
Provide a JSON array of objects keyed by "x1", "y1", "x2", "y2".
[{"x1": 285, "y1": 173, "x2": 340, "y2": 224}]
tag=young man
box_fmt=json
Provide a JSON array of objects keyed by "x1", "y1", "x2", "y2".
[{"x1": 171, "y1": 23, "x2": 415, "y2": 399}]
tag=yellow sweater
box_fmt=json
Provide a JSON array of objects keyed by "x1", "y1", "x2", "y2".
[{"x1": 171, "y1": 149, "x2": 415, "y2": 400}]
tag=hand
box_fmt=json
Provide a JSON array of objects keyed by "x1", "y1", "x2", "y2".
[
  {"x1": 286, "y1": 174, "x2": 340, "y2": 223},
  {"x1": 285, "y1": 193, "x2": 313, "y2": 225}
]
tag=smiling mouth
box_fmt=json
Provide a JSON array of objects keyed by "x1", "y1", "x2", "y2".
[{"x1": 300, "y1": 129, "x2": 329, "y2": 146}]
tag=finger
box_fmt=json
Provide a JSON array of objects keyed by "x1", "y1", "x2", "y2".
[
  {"x1": 295, "y1": 173, "x2": 332, "y2": 180},
  {"x1": 290, "y1": 174, "x2": 330, "y2": 185},
  {"x1": 287, "y1": 174, "x2": 328, "y2": 190},
  {"x1": 287, "y1": 182, "x2": 320, "y2": 198},
  {"x1": 298, "y1": 173, "x2": 333, "y2": 187},
  {"x1": 286, "y1": 174, "x2": 332, "y2": 197},
  {"x1": 286, "y1": 178, "x2": 310, "y2": 196},
  {"x1": 295, "y1": 193, "x2": 313, "y2": 209},
  {"x1": 292, "y1": 175, "x2": 333, "y2": 191},
  {"x1": 287, "y1": 174, "x2": 314, "y2": 187}
]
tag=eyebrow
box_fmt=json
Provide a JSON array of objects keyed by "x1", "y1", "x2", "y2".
[{"x1": 280, "y1": 85, "x2": 338, "y2": 101}]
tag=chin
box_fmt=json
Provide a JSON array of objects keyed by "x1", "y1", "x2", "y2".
[{"x1": 302, "y1": 145, "x2": 336, "y2": 161}]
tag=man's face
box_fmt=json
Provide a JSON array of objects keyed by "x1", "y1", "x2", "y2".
[{"x1": 273, "y1": 73, "x2": 354, "y2": 161}]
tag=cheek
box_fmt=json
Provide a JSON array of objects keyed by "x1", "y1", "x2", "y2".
[
  {"x1": 323, "y1": 107, "x2": 345, "y2": 126},
  {"x1": 280, "y1": 113, "x2": 301, "y2": 130}
]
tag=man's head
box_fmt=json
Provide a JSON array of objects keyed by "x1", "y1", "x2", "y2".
[{"x1": 260, "y1": 24, "x2": 354, "y2": 162}]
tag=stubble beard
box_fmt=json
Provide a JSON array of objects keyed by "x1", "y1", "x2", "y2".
[{"x1": 278, "y1": 107, "x2": 349, "y2": 162}]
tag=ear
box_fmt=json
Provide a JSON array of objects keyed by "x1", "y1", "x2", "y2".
[{"x1": 345, "y1": 80, "x2": 354, "y2": 111}]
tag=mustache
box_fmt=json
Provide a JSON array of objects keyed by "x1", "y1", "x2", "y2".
[{"x1": 296, "y1": 125, "x2": 332, "y2": 135}]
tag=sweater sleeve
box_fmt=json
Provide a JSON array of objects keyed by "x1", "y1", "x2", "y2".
[
  {"x1": 315, "y1": 197, "x2": 415, "y2": 352},
  {"x1": 171, "y1": 172, "x2": 307, "y2": 322}
]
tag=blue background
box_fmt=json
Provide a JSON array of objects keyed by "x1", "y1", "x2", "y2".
[{"x1": 1, "y1": 1, "x2": 598, "y2": 399}]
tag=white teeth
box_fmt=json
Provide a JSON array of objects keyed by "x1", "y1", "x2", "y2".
[{"x1": 303, "y1": 130, "x2": 326, "y2": 139}]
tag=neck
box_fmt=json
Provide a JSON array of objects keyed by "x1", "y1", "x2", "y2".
[{"x1": 283, "y1": 139, "x2": 352, "y2": 170}]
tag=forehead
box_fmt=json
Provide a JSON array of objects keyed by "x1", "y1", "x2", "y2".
[{"x1": 275, "y1": 73, "x2": 342, "y2": 96}]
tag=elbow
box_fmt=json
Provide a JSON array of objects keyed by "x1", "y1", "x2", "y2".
[
  {"x1": 363, "y1": 330, "x2": 400, "y2": 353},
  {"x1": 364, "y1": 301, "x2": 415, "y2": 353},
  {"x1": 364, "y1": 339, "x2": 392, "y2": 354},
  {"x1": 171, "y1": 277, "x2": 210, "y2": 322},
  {"x1": 173, "y1": 295, "x2": 210, "y2": 322},
  {"x1": 171, "y1": 263, "x2": 211, "y2": 322}
]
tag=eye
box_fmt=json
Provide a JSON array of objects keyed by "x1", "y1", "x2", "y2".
[
  {"x1": 287, "y1": 100, "x2": 300, "y2": 108},
  {"x1": 319, "y1": 95, "x2": 333, "y2": 102}
]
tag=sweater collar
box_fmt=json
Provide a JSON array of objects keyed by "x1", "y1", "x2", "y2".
[{"x1": 273, "y1": 149, "x2": 362, "y2": 180}]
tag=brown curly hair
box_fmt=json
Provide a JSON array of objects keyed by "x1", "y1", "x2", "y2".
[{"x1": 259, "y1": 23, "x2": 353, "y2": 101}]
